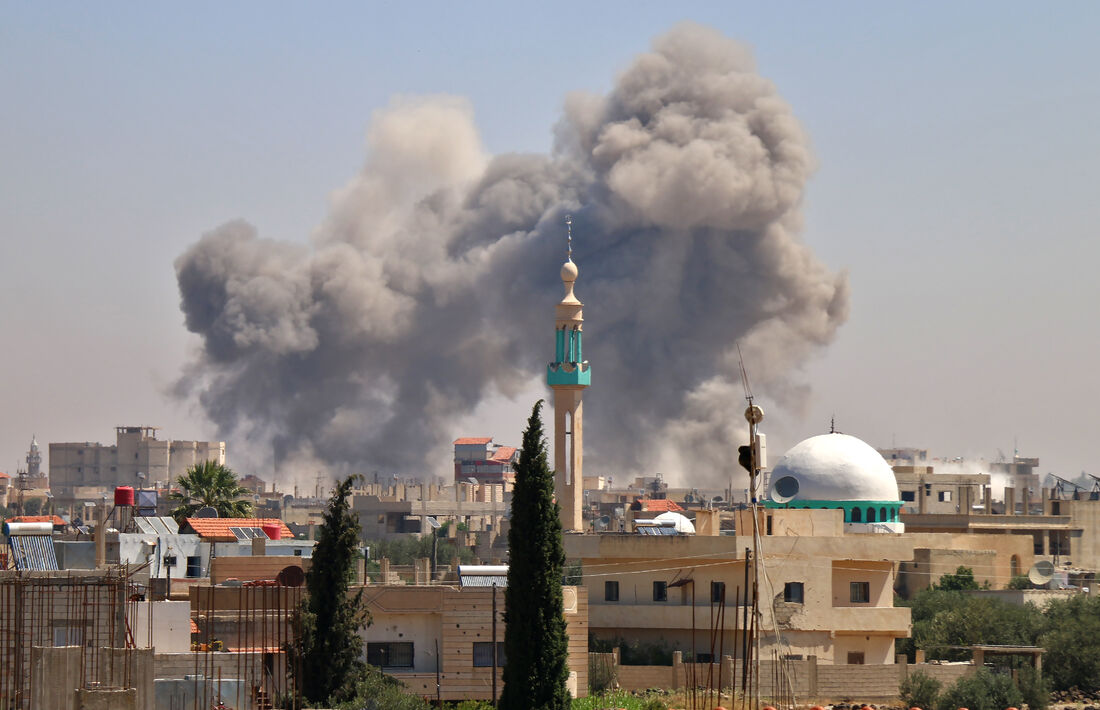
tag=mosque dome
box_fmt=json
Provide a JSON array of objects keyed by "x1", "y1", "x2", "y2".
[{"x1": 768, "y1": 433, "x2": 899, "y2": 503}]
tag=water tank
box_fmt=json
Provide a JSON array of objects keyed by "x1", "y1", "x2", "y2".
[
  {"x1": 114, "y1": 486, "x2": 135, "y2": 506},
  {"x1": 262, "y1": 523, "x2": 282, "y2": 540}
]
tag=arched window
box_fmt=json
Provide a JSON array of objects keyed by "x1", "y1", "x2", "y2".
[
  {"x1": 850, "y1": 507, "x2": 862, "y2": 523},
  {"x1": 880, "y1": 507, "x2": 887, "y2": 522},
  {"x1": 866, "y1": 507, "x2": 877, "y2": 523}
]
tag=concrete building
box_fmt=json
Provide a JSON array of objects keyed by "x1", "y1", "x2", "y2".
[
  {"x1": 895, "y1": 466, "x2": 991, "y2": 515},
  {"x1": 547, "y1": 222, "x2": 590, "y2": 534},
  {"x1": 49, "y1": 426, "x2": 225, "y2": 495},
  {"x1": 453, "y1": 438, "x2": 518, "y2": 483}
]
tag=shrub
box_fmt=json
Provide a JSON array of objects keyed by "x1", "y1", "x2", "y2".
[
  {"x1": 935, "y1": 669, "x2": 1022, "y2": 710},
  {"x1": 899, "y1": 670, "x2": 941, "y2": 709},
  {"x1": 571, "y1": 691, "x2": 666, "y2": 710},
  {"x1": 337, "y1": 668, "x2": 432, "y2": 710},
  {"x1": 1016, "y1": 665, "x2": 1050, "y2": 710}
]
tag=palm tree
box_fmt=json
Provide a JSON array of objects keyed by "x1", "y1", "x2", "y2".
[{"x1": 168, "y1": 461, "x2": 254, "y2": 523}]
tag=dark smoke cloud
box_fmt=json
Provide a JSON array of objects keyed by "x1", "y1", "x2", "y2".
[{"x1": 174, "y1": 23, "x2": 849, "y2": 485}]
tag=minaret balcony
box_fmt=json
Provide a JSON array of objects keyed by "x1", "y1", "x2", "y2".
[{"x1": 547, "y1": 361, "x2": 591, "y2": 386}]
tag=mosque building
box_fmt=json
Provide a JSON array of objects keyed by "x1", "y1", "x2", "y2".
[{"x1": 765, "y1": 432, "x2": 905, "y2": 532}]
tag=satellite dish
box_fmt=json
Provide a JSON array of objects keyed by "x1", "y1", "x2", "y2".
[
  {"x1": 599, "y1": 515, "x2": 611, "y2": 526},
  {"x1": 276, "y1": 565, "x2": 306, "y2": 587},
  {"x1": 1028, "y1": 560, "x2": 1055, "y2": 585},
  {"x1": 195, "y1": 506, "x2": 219, "y2": 519},
  {"x1": 770, "y1": 475, "x2": 800, "y2": 504}
]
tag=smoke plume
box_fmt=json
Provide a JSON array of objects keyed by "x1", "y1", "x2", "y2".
[{"x1": 174, "y1": 23, "x2": 849, "y2": 486}]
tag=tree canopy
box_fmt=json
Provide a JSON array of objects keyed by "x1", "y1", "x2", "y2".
[
  {"x1": 292, "y1": 475, "x2": 371, "y2": 705},
  {"x1": 167, "y1": 460, "x2": 253, "y2": 523},
  {"x1": 499, "y1": 400, "x2": 570, "y2": 710}
]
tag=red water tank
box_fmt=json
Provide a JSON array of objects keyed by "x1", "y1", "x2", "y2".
[
  {"x1": 114, "y1": 486, "x2": 135, "y2": 506},
  {"x1": 262, "y1": 523, "x2": 282, "y2": 540}
]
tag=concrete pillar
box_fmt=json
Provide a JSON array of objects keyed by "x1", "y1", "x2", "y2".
[
  {"x1": 984, "y1": 486, "x2": 993, "y2": 514},
  {"x1": 807, "y1": 654, "x2": 818, "y2": 698},
  {"x1": 98, "y1": 648, "x2": 153, "y2": 710},
  {"x1": 76, "y1": 688, "x2": 137, "y2": 710},
  {"x1": 1042, "y1": 487, "x2": 1051, "y2": 515},
  {"x1": 915, "y1": 649, "x2": 925, "y2": 664},
  {"x1": 32, "y1": 646, "x2": 81, "y2": 710},
  {"x1": 672, "y1": 650, "x2": 684, "y2": 690},
  {"x1": 1022, "y1": 487, "x2": 1031, "y2": 515},
  {"x1": 251, "y1": 536, "x2": 266, "y2": 556},
  {"x1": 1005, "y1": 487, "x2": 1016, "y2": 515},
  {"x1": 722, "y1": 654, "x2": 734, "y2": 695},
  {"x1": 95, "y1": 501, "x2": 107, "y2": 567},
  {"x1": 380, "y1": 557, "x2": 390, "y2": 584}
]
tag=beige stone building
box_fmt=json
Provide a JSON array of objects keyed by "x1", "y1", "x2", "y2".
[
  {"x1": 49, "y1": 426, "x2": 225, "y2": 494},
  {"x1": 359, "y1": 584, "x2": 589, "y2": 701}
]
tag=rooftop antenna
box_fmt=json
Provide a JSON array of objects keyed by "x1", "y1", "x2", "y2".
[
  {"x1": 830, "y1": 415, "x2": 836, "y2": 434},
  {"x1": 565, "y1": 214, "x2": 573, "y2": 261},
  {"x1": 736, "y1": 342, "x2": 753, "y2": 403}
]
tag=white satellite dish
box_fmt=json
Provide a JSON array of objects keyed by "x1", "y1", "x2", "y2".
[
  {"x1": 770, "y1": 475, "x2": 800, "y2": 504},
  {"x1": 195, "y1": 506, "x2": 219, "y2": 519},
  {"x1": 1028, "y1": 560, "x2": 1055, "y2": 585}
]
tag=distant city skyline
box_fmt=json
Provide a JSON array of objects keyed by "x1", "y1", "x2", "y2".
[{"x1": 2, "y1": 3, "x2": 1097, "y2": 484}]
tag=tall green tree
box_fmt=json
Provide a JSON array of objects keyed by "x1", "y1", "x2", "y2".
[
  {"x1": 167, "y1": 460, "x2": 253, "y2": 523},
  {"x1": 292, "y1": 475, "x2": 371, "y2": 705},
  {"x1": 500, "y1": 401, "x2": 570, "y2": 710}
]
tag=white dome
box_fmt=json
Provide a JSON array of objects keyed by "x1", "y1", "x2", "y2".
[{"x1": 769, "y1": 433, "x2": 899, "y2": 502}]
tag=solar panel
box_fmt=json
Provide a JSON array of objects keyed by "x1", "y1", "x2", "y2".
[
  {"x1": 229, "y1": 526, "x2": 249, "y2": 541},
  {"x1": 10, "y1": 535, "x2": 58, "y2": 570}
]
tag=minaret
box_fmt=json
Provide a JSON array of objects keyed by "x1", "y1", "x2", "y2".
[
  {"x1": 547, "y1": 216, "x2": 591, "y2": 533},
  {"x1": 26, "y1": 435, "x2": 42, "y2": 479}
]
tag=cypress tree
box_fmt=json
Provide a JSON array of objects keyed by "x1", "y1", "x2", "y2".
[
  {"x1": 499, "y1": 400, "x2": 570, "y2": 710},
  {"x1": 292, "y1": 475, "x2": 371, "y2": 704}
]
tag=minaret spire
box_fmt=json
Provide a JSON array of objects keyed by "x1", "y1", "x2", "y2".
[
  {"x1": 566, "y1": 214, "x2": 573, "y2": 262},
  {"x1": 548, "y1": 215, "x2": 591, "y2": 533}
]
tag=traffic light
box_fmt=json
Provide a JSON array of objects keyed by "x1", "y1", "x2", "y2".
[{"x1": 738, "y1": 445, "x2": 753, "y2": 473}]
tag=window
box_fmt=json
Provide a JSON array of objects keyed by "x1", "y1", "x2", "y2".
[
  {"x1": 938, "y1": 491, "x2": 952, "y2": 502},
  {"x1": 847, "y1": 652, "x2": 865, "y2": 665},
  {"x1": 901, "y1": 491, "x2": 916, "y2": 502},
  {"x1": 163, "y1": 555, "x2": 177, "y2": 567},
  {"x1": 473, "y1": 642, "x2": 506, "y2": 667},
  {"x1": 765, "y1": 515, "x2": 773, "y2": 535},
  {"x1": 367, "y1": 642, "x2": 414, "y2": 668},
  {"x1": 850, "y1": 508, "x2": 862, "y2": 523},
  {"x1": 53, "y1": 625, "x2": 84, "y2": 647},
  {"x1": 783, "y1": 582, "x2": 804, "y2": 603},
  {"x1": 653, "y1": 581, "x2": 668, "y2": 602},
  {"x1": 850, "y1": 582, "x2": 870, "y2": 603},
  {"x1": 711, "y1": 581, "x2": 726, "y2": 603},
  {"x1": 185, "y1": 556, "x2": 202, "y2": 578},
  {"x1": 880, "y1": 507, "x2": 888, "y2": 522},
  {"x1": 604, "y1": 581, "x2": 619, "y2": 602},
  {"x1": 866, "y1": 507, "x2": 876, "y2": 523}
]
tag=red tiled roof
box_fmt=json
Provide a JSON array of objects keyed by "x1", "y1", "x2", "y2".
[
  {"x1": 454, "y1": 437, "x2": 492, "y2": 445},
  {"x1": 10, "y1": 515, "x2": 66, "y2": 525},
  {"x1": 0, "y1": 473, "x2": 9, "y2": 479},
  {"x1": 183, "y1": 517, "x2": 293, "y2": 542},
  {"x1": 489, "y1": 446, "x2": 517, "y2": 462},
  {"x1": 636, "y1": 498, "x2": 684, "y2": 512},
  {"x1": 189, "y1": 618, "x2": 200, "y2": 634}
]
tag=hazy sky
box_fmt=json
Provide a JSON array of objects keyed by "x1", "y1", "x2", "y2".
[{"x1": 2, "y1": 2, "x2": 1098, "y2": 482}]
